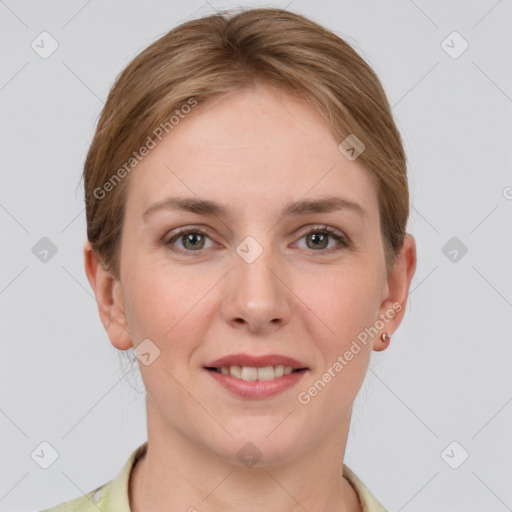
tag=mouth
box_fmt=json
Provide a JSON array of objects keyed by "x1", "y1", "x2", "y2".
[
  {"x1": 204, "y1": 365, "x2": 307, "y2": 381},
  {"x1": 204, "y1": 362, "x2": 308, "y2": 399},
  {"x1": 202, "y1": 353, "x2": 309, "y2": 399},
  {"x1": 203, "y1": 353, "x2": 309, "y2": 382}
]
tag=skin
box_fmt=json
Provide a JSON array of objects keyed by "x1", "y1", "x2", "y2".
[{"x1": 84, "y1": 84, "x2": 416, "y2": 512}]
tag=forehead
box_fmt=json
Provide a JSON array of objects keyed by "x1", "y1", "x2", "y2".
[{"x1": 125, "y1": 85, "x2": 379, "y2": 222}]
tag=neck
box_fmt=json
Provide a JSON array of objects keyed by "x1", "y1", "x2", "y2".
[{"x1": 129, "y1": 403, "x2": 362, "y2": 512}]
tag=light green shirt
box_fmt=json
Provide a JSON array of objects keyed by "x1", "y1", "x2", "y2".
[{"x1": 41, "y1": 442, "x2": 388, "y2": 511}]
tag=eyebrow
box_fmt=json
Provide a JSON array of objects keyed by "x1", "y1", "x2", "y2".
[{"x1": 142, "y1": 195, "x2": 368, "y2": 221}]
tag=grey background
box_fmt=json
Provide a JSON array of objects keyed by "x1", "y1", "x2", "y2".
[{"x1": 1, "y1": 0, "x2": 511, "y2": 511}]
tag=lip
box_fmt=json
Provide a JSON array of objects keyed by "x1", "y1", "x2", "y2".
[
  {"x1": 204, "y1": 353, "x2": 308, "y2": 370},
  {"x1": 205, "y1": 367, "x2": 308, "y2": 399}
]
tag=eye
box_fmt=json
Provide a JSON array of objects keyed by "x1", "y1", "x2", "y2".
[
  {"x1": 164, "y1": 224, "x2": 350, "y2": 255},
  {"x1": 164, "y1": 228, "x2": 215, "y2": 253},
  {"x1": 295, "y1": 225, "x2": 350, "y2": 252}
]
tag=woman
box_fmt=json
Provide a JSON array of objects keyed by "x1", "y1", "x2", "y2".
[{"x1": 44, "y1": 7, "x2": 416, "y2": 512}]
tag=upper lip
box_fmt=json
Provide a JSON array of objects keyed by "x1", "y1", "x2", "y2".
[{"x1": 204, "y1": 353, "x2": 308, "y2": 369}]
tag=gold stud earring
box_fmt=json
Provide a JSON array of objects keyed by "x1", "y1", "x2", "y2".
[{"x1": 381, "y1": 333, "x2": 391, "y2": 343}]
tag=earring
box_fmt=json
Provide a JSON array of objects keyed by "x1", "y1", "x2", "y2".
[{"x1": 381, "y1": 333, "x2": 391, "y2": 343}]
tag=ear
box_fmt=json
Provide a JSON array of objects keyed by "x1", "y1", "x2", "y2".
[
  {"x1": 373, "y1": 233, "x2": 417, "y2": 352},
  {"x1": 83, "y1": 240, "x2": 133, "y2": 351}
]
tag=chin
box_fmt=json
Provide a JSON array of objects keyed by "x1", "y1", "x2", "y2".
[{"x1": 210, "y1": 428, "x2": 303, "y2": 468}]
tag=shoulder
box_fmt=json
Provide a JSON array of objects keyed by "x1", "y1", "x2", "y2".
[
  {"x1": 39, "y1": 483, "x2": 107, "y2": 512},
  {"x1": 342, "y1": 463, "x2": 389, "y2": 512},
  {"x1": 39, "y1": 441, "x2": 148, "y2": 512}
]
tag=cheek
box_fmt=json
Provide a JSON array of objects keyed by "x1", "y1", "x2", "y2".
[
  {"x1": 296, "y1": 272, "x2": 378, "y2": 409},
  {"x1": 299, "y1": 266, "x2": 382, "y2": 340},
  {"x1": 123, "y1": 266, "x2": 212, "y2": 354},
  {"x1": 296, "y1": 268, "x2": 381, "y2": 400}
]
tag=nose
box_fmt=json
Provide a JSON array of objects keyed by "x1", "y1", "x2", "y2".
[{"x1": 221, "y1": 244, "x2": 292, "y2": 334}]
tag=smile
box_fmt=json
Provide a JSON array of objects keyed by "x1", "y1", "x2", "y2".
[
  {"x1": 207, "y1": 365, "x2": 301, "y2": 381},
  {"x1": 204, "y1": 366, "x2": 308, "y2": 399}
]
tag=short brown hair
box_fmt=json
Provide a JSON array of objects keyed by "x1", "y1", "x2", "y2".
[{"x1": 83, "y1": 7, "x2": 409, "y2": 279}]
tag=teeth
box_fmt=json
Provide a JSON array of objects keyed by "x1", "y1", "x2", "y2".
[{"x1": 217, "y1": 365, "x2": 298, "y2": 381}]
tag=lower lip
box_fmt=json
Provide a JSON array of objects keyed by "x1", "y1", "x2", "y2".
[{"x1": 205, "y1": 368, "x2": 307, "y2": 399}]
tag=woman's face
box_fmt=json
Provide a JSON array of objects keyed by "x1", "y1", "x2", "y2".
[{"x1": 94, "y1": 85, "x2": 414, "y2": 465}]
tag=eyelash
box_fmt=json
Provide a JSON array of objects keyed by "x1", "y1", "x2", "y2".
[{"x1": 163, "y1": 224, "x2": 350, "y2": 255}]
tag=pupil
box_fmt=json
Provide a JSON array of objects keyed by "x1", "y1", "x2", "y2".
[
  {"x1": 184, "y1": 233, "x2": 203, "y2": 250},
  {"x1": 309, "y1": 233, "x2": 327, "y2": 249}
]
